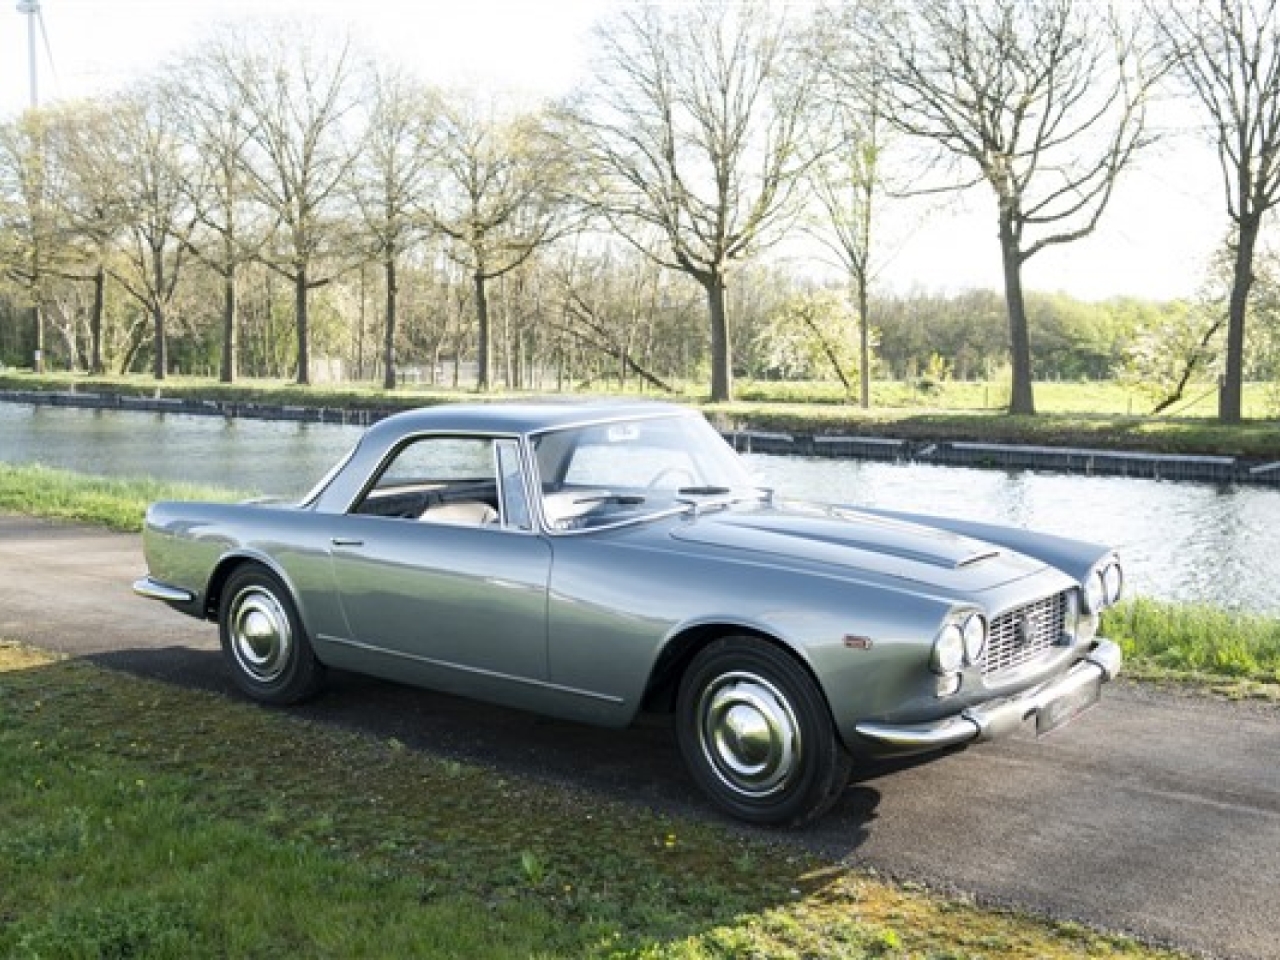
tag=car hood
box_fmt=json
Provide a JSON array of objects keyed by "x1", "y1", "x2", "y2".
[{"x1": 667, "y1": 502, "x2": 1045, "y2": 593}]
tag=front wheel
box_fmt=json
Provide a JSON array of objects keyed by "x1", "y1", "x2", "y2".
[
  {"x1": 676, "y1": 637, "x2": 851, "y2": 826},
  {"x1": 219, "y1": 565, "x2": 325, "y2": 705}
]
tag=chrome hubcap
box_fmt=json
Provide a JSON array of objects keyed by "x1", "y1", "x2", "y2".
[
  {"x1": 229, "y1": 586, "x2": 292, "y2": 683},
  {"x1": 697, "y1": 671, "x2": 801, "y2": 798}
]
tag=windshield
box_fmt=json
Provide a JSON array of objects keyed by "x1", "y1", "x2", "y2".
[{"x1": 531, "y1": 412, "x2": 760, "y2": 531}]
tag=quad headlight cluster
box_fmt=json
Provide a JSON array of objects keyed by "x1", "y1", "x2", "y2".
[
  {"x1": 931, "y1": 609, "x2": 987, "y2": 678},
  {"x1": 1084, "y1": 559, "x2": 1124, "y2": 614}
]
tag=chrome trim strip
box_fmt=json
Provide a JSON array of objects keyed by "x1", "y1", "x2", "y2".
[
  {"x1": 854, "y1": 638, "x2": 1121, "y2": 754},
  {"x1": 316, "y1": 634, "x2": 626, "y2": 705},
  {"x1": 545, "y1": 505, "x2": 688, "y2": 536},
  {"x1": 132, "y1": 577, "x2": 196, "y2": 604},
  {"x1": 341, "y1": 429, "x2": 525, "y2": 517}
]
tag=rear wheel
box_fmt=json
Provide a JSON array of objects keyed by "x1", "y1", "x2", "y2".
[
  {"x1": 219, "y1": 565, "x2": 325, "y2": 705},
  {"x1": 676, "y1": 637, "x2": 851, "y2": 826}
]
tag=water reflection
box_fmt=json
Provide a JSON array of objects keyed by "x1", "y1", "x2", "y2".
[
  {"x1": 0, "y1": 403, "x2": 363, "y2": 496},
  {"x1": 3, "y1": 403, "x2": 1278, "y2": 613}
]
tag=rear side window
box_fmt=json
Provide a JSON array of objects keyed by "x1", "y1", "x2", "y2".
[
  {"x1": 376, "y1": 437, "x2": 495, "y2": 488},
  {"x1": 352, "y1": 436, "x2": 502, "y2": 526}
]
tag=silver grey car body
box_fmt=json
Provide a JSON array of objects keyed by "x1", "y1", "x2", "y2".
[{"x1": 135, "y1": 401, "x2": 1124, "y2": 825}]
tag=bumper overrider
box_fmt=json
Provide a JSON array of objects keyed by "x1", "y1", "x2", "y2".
[{"x1": 854, "y1": 639, "x2": 1123, "y2": 754}]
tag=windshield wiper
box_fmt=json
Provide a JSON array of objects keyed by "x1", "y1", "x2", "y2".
[
  {"x1": 676, "y1": 485, "x2": 732, "y2": 496},
  {"x1": 572, "y1": 493, "x2": 647, "y2": 506}
]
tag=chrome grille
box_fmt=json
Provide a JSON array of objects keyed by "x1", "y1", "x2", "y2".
[{"x1": 984, "y1": 591, "x2": 1068, "y2": 675}]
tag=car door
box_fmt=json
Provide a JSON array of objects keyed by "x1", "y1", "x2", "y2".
[{"x1": 326, "y1": 435, "x2": 552, "y2": 686}]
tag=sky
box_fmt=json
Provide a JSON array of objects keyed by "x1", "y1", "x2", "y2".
[{"x1": 0, "y1": 0, "x2": 1229, "y2": 303}]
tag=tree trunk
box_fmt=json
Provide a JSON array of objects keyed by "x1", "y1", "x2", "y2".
[
  {"x1": 474, "y1": 270, "x2": 491, "y2": 391},
  {"x1": 89, "y1": 266, "x2": 105, "y2": 375},
  {"x1": 151, "y1": 241, "x2": 168, "y2": 380},
  {"x1": 1220, "y1": 214, "x2": 1258, "y2": 424},
  {"x1": 151, "y1": 298, "x2": 166, "y2": 380},
  {"x1": 295, "y1": 265, "x2": 310, "y2": 386},
  {"x1": 118, "y1": 321, "x2": 146, "y2": 375},
  {"x1": 999, "y1": 214, "x2": 1035, "y2": 415},
  {"x1": 220, "y1": 270, "x2": 238, "y2": 384},
  {"x1": 856, "y1": 274, "x2": 870, "y2": 409},
  {"x1": 706, "y1": 271, "x2": 732, "y2": 402},
  {"x1": 31, "y1": 302, "x2": 43, "y2": 372},
  {"x1": 383, "y1": 255, "x2": 398, "y2": 390}
]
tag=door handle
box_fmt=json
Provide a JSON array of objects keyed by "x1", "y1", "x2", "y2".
[{"x1": 331, "y1": 537, "x2": 364, "y2": 547}]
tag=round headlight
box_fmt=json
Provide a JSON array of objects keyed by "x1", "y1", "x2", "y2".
[
  {"x1": 1085, "y1": 569, "x2": 1107, "y2": 613},
  {"x1": 932, "y1": 623, "x2": 964, "y2": 675},
  {"x1": 1102, "y1": 562, "x2": 1123, "y2": 605},
  {"x1": 962, "y1": 613, "x2": 987, "y2": 663}
]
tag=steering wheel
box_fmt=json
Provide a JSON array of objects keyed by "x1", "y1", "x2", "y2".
[{"x1": 646, "y1": 466, "x2": 697, "y2": 489}]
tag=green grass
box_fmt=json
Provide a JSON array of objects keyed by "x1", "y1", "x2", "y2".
[
  {"x1": 4, "y1": 371, "x2": 1278, "y2": 459},
  {"x1": 0, "y1": 642, "x2": 1183, "y2": 959},
  {"x1": 1103, "y1": 597, "x2": 1280, "y2": 693},
  {"x1": 0, "y1": 464, "x2": 246, "y2": 532}
]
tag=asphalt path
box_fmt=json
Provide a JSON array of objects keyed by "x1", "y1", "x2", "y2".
[{"x1": 2, "y1": 514, "x2": 1278, "y2": 959}]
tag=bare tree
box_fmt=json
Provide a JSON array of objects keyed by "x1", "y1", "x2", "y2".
[
  {"x1": 42, "y1": 102, "x2": 127, "y2": 374},
  {"x1": 568, "y1": 0, "x2": 823, "y2": 402},
  {"x1": 124, "y1": 88, "x2": 196, "y2": 379},
  {"x1": 1159, "y1": 0, "x2": 1280, "y2": 423},
  {"x1": 77, "y1": 88, "x2": 194, "y2": 379},
  {"x1": 349, "y1": 66, "x2": 439, "y2": 389},
  {"x1": 172, "y1": 42, "x2": 267, "y2": 384},
  {"x1": 803, "y1": 35, "x2": 896, "y2": 411},
  {"x1": 0, "y1": 111, "x2": 56, "y2": 371},
  {"x1": 549, "y1": 244, "x2": 679, "y2": 393},
  {"x1": 214, "y1": 22, "x2": 361, "y2": 385},
  {"x1": 426, "y1": 91, "x2": 565, "y2": 391},
  {"x1": 864, "y1": 0, "x2": 1154, "y2": 414}
]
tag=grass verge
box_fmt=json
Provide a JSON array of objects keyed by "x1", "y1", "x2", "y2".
[
  {"x1": 0, "y1": 463, "x2": 244, "y2": 532},
  {"x1": 0, "y1": 642, "x2": 1182, "y2": 959},
  {"x1": 1103, "y1": 597, "x2": 1280, "y2": 697}
]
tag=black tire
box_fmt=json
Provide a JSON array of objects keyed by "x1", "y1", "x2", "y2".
[
  {"x1": 675, "y1": 637, "x2": 852, "y2": 826},
  {"x1": 218, "y1": 565, "x2": 326, "y2": 705}
]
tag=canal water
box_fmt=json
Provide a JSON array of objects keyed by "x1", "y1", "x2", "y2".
[{"x1": 2, "y1": 402, "x2": 1277, "y2": 614}]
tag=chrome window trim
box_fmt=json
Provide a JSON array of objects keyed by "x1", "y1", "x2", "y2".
[
  {"x1": 340, "y1": 428, "x2": 539, "y2": 536},
  {"x1": 528, "y1": 410, "x2": 736, "y2": 536}
]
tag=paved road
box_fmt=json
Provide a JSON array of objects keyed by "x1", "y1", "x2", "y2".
[{"x1": 3, "y1": 514, "x2": 1278, "y2": 959}]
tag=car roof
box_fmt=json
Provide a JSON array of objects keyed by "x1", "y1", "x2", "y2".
[
  {"x1": 365, "y1": 399, "x2": 695, "y2": 441},
  {"x1": 307, "y1": 399, "x2": 702, "y2": 513}
]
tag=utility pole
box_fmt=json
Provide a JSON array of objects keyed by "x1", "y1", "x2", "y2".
[
  {"x1": 16, "y1": 0, "x2": 43, "y2": 372},
  {"x1": 17, "y1": 0, "x2": 39, "y2": 107}
]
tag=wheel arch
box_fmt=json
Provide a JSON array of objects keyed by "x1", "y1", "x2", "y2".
[
  {"x1": 204, "y1": 551, "x2": 302, "y2": 623},
  {"x1": 641, "y1": 621, "x2": 829, "y2": 716}
]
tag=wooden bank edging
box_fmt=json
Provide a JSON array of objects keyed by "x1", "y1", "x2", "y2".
[
  {"x1": 727, "y1": 429, "x2": 1280, "y2": 487},
  {"x1": 3, "y1": 388, "x2": 1278, "y2": 488}
]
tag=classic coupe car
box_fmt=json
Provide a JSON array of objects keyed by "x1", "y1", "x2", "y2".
[{"x1": 135, "y1": 401, "x2": 1123, "y2": 825}]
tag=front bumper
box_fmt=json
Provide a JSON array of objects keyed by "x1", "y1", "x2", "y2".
[{"x1": 854, "y1": 639, "x2": 1123, "y2": 755}]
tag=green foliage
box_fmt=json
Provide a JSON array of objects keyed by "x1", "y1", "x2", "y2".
[
  {"x1": 1118, "y1": 299, "x2": 1221, "y2": 413},
  {"x1": 754, "y1": 289, "x2": 868, "y2": 393},
  {"x1": 1103, "y1": 597, "x2": 1280, "y2": 683}
]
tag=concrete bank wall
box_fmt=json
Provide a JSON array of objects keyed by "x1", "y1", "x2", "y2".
[{"x1": 4, "y1": 388, "x2": 1278, "y2": 488}]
